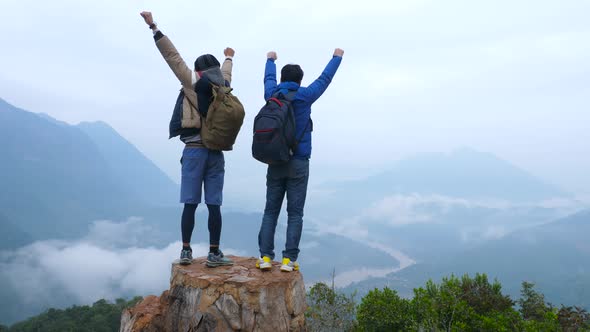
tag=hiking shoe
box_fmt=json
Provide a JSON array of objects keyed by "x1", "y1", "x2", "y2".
[
  {"x1": 280, "y1": 257, "x2": 299, "y2": 272},
  {"x1": 179, "y1": 248, "x2": 193, "y2": 265},
  {"x1": 256, "y1": 256, "x2": 272, "y2": 271},
  {"x1": 206, "y1": 250, "x2": 234, "y2": 267}
]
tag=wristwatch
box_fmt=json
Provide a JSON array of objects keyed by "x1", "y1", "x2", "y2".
[{"x1": 149, "y1": 22, "x2": 157, "y2": 30}]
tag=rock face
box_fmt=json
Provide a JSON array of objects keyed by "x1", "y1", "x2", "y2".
[{"x1": 120, "y1": 256, "x2": 306, "y2": 332}]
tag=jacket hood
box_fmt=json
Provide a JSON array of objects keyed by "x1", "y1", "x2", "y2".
[
  {"x1": 276, "y1": 82, "x2": 300, "y2": 95},
  {"x1": 199, "y1": 67, "x2": 225, "y2": 87}
]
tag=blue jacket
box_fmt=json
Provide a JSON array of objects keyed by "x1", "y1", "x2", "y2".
[{"x1": 264, "y1": 56, "x2": 342, "y2": 159}]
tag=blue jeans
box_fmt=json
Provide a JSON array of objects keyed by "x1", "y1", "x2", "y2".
[
  {"x1": 180, "y1": 147, "x2": 225, "y2": 205},
  {"x1": 258, "y1": 158, "x2": 309, "y2": 261}
]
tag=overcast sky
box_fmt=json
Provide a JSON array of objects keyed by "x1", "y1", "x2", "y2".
[{"x1": 1, "y1": 0, "x2": 589, "y2": 196}]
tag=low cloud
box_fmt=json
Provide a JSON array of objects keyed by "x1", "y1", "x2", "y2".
[
  {"x1": 0, "y1": 218, "x2": 242, "y2": 323},
  {"x1": 355, "y1": 194, "x2": 586, "y2": 227},
  {"x1": 311, "y1": 193, "x2": 587, "y2": 245},
  {"x1": 312, "y1": 194, "x2": 474, "y2": 239},
  {"x1": 83, "y1": 216, "x2": 156, "y2": 248},
  {"x1": 481, "y1": 225, "x2": 508, "y2": 240},
  {"x1": 460, "y1": 225, "x2": 508, "y2": 242},
  {"x1": 355, "y1": 194, "x2": 475, "y2": 228},
  {"x1": 364, "y1": 194, "x2": 439, "y2": 226}
]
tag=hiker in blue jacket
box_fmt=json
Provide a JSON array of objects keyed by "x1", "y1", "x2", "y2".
[{"x1": 256, "y1": 48, "x2": 344, "y2": 272}]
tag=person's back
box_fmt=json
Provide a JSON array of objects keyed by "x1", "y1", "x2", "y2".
[
  {"x1": 257, "y1": 49, "x2": 344, "y2": 272},
  {"x1": 140, "y1": 11, "x2": 235, "y2": 268},
  {"x1": 263, "y1": 52, "x2": 343, "y2": 160}
]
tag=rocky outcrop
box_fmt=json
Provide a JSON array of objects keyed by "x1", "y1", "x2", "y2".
[{"x1": 120, "y1": 256, "x2": 306, "y2": 332}]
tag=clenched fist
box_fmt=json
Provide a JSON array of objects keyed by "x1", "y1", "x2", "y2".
[
  {"x1": 333, "y1": 48, "x2": 344, "y2": 57},
  {"x1": 140, "y1": 11, "x2": 154, "y2": 26},
  {"x1": 224, "y1": 47, "x2": 235, "y2": 57},
  {"x1": 267, "y1": 51, "x2": 278, "y2": 60}
]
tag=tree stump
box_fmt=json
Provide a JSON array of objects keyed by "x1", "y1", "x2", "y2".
[{"x1": 120, "y1": 256, "x2": 306, "y2": 332}]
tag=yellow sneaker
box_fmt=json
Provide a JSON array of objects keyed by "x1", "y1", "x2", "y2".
[
  {"x1": 280, "y1": 258, "x2": 299, "y2": 272},
  {"x1": 256, "y1": 256, "x2": 272, "y2": 271}
]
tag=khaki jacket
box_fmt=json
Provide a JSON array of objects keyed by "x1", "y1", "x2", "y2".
[{"x1": 156, "y1": 35, "x2": 233, "y2": 129}]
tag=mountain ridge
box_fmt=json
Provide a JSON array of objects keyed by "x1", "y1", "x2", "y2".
[
  {"x1": 323, "y1": 148, "x2": 567, "y2": 202},
  {"x1": 77, "y1": 121, "x2": 178, "y2": 207},
  {"x1": 0, "y1": 98, "x2": 178, "y2": 241}
]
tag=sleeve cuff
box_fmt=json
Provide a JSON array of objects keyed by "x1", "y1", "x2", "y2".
[{"x1": 153, "y1": 30, "x2": 164, "y2": 41}]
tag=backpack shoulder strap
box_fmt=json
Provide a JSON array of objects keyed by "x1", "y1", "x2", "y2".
[
  {"x1": 210, "y1": 84, "x2": 229, "y2": 112},
  {"x1": 182, "y1": 87, "x2": 198, "y2": 111},
  {"x1": 284, "y1": 90, "x2": 297, "y2": 102}
]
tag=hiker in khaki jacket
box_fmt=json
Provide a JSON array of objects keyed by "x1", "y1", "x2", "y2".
[{"x1": 140, "y1": 11, "x2": 234, "y2": 267}]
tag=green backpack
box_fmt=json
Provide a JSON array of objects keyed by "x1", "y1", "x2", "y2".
[{"x1": 200, "y1": 85, "x2": 245, "y2": 151}]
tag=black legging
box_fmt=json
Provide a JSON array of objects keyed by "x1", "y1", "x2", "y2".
[{"x1": 181, "y1": 203, "x2": 222, "y2": 245}]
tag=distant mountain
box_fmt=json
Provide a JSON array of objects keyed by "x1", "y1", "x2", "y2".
[
  {"x1": 36, "y1": 112, "x2": 69, "y2": 127},
  {"x1": 373, "y1": 148, "x2": 566, "y2": 200},
  {"x1": 77, "y1": 121, "x2": 177, "y2": 207},
  {"x1": 311, "y1": 149, "x2": 568, "y2": 218},
  {"x1": 306, "y1": 148, "x2": 572, "y2": 262},
  {"x1": 0, "y1": 98, "x2": 178, "y2": 242},
  {"x1": 345, "y1": 209, "x2": 590, "y2": 308}
]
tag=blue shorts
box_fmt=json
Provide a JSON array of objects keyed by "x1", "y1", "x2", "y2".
[{"x1": 180, "y1": 147, "x2": 225, "y2": 205}]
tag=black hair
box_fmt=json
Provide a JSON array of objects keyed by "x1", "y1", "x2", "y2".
[
  {"x1": 280, "y1": 64, "x2": 304, "y2": 84},
  {"x1": 194, "y1": 54, "x2": 220, "y2": 71}
]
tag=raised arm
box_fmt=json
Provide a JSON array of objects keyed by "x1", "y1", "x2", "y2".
[
  {"x1": 221, "y1": 47, "x2": 234, "y2": 86},
  {"x1": 264, "y1": 51, "x2": 278, "y2": 100},
  {"x1": 300, "y1": 48, "x2": 344, "y2": 103},
  {"x1": 140, "y1": 11, "x2": 194, "y2": 88}
]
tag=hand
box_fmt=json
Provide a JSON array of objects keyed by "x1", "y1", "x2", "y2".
[
  {"x1": 224, "y1": 47, "x2": 235, "y2": 57},
  {"x1": 333, "y1": 48, "x2": 344, "y2": 57},
  {"x1": 140, "y1": 11, "x2": 154, "y2": 26},
  {"x1": 267, "y1": 51, "x2": 277, "y2": 60}
]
